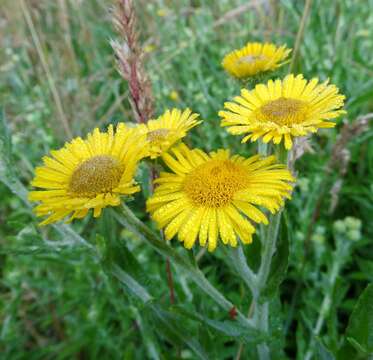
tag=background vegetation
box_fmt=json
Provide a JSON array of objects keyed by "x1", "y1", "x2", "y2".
[{"x1": 0, "y1": 0, "x2": 372, "y2": 359}]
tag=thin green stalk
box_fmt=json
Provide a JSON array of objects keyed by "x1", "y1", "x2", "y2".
[
  {"x1": 252, "y1": 212, "x2": 282, "y2": 360},
  {"x1": 255, "y1": 303, "x2": 270, "y2": 360},
  {"x1": 257, "y1": 139, "x2": 268, "y2": 157},
  {"x1": 258, "y1": 139, "x2": 269, "y2": 244},
  {"x1": 257, "y1": 213, "x2": 282, "y2": 288},
  {"x1": 20, "y1": 0, "x2": 72, "y2": 138},
  {"x1": 251, "y1": 143, "x2": 289, "y2": 359},
  {"x1": 289, "y1": 0, "x2": 313, "y2": 73},
  {"x1": 304, "y1": 239, "x2": 351, "y2": 360}
]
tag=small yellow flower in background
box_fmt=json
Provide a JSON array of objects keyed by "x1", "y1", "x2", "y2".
[
  {"x1": 222, "y1": 42, "x2": 291, "y2": 79},
  {"x1": 219, "y1": 74, "x2": 346, "y2": 149},
  {"x1": 157, "y1": 8, "x2": 169, "y2": 17},
  {"x1": 137, "y1": 108, "x2": 201, "y2": 159},
  {"x1": 143, "y1": 44, "x2": 156, "y2": 53},
  {"x1": 169, "y1": 90, "x2": 180, "y2": 102},
  {"x1": 147, "y1": 144, "x2": 295, "y2": 251},
  {"x1": 29, "y1": 125, "x2": 147, "y2": 225}
]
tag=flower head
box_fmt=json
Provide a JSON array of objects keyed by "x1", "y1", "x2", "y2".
[
  {"x1": 138, "y1": 108, "x2": 201, "y2": 159},
  {"x1": 222, "y1": 42, "x2": 291, "y2": 79},
  {"x1": 147, "y1": 144, "x2": 295, "y2": 251},
  {"x1": 29, "y1": 125, "x2": 147, "y2": 225},
  {"x1": 219, "y1": 74, "x2": 346, "y2": 149}
]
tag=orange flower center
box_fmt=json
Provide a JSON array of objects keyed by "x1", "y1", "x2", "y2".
[{"x1": 183, "y1": 159, "x2": 249, "y2": 208}]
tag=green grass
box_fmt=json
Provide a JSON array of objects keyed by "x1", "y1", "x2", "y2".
[{"x1": 1, "y1": 0, "x2": 372, "y2": 359}]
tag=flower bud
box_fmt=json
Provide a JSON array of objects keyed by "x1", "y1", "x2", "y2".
[
  {"x1": 333, "y1": 220, "x2": 346, "y2": 234},
  {"x1": 347, "y1": 229, "x2": 361, "y2": 242}
]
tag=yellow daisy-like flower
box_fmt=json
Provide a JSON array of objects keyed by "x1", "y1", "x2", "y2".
[
  {"x1": 147, "y1": 144, "x2": 295, "y2": 251},
  {"x1": 222, "y1": 42, "x2": 291, "y2": 79},
  {"x1": 219, "y1": 74, "x2": 346, "y2": 149},
  {"x1": 137, "y1": 108, "x2": 201, "y2": 159},
  {"x1": 29, "y1": 124, "x2": 147, "y2": 225}
]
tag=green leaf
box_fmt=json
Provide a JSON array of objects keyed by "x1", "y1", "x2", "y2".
[
  {"x1": 110, "y1": 264, "x2": 153, "y2": 303},
  {"x1": 109, "y1": 265, "x2": 209, "y2": 360},
  {"x1": 346, "y1": 283, "x2": 373, "y2": 355},
  {"x1": 0, "y1": 108, "x2": 12, "y2": 160},
  {"x1": 336, "y1": 338, "x2": 366, "y2": 360},
  {"x1": 171, "y1": 305, "x2": 266, "y2": 345},
  {"x1": 348, "y1": 82, "x2": 373, "y2": 111},
  {"x1": 116, "y1": 204, "x2": 255, "y2": 329},
  {"x1": 261, "y1": 215, "x2": 290, "y2": 300},
  {"x1": 150, "y1": 307, "x2": 209, "y2": 360}
]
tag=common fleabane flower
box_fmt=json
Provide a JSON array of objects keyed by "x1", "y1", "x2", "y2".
[
  {"x1": 137, "y1": 108, "x2": 201, "y2": 159},
  {"x1": 146, "y1": 144, "x2": 295, "y2": 251},
  {"x1": 222, "y1": 42, "x2": 291, "y2": 79},
  {"x1": 29, "y1": 124, "x2": 147, "y2": 225},
  {"x1": 219, "y1": 74, "x2": 346, "y2": 149}
]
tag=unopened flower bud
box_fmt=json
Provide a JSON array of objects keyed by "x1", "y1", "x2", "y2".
[
  {"x1": 333, "y1": 220, "x2": 346, "y2": 233},
  {"x1": 347, "y1": 229, "x2": 361, "y2": 242}
]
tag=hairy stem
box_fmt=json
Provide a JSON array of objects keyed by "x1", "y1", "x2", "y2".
[
  {"x1": 117, "y1": 204, "x2": 256, "y2": 329},
  {"x1": 253, "y1": 212, "x2": 282, "y2": 360},
  {"x1": 252, "y1": 143, "x2": 288, "y2": 359}
]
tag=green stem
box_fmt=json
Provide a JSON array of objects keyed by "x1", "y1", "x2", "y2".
[
  {"x1": 258, "y1": 139, "x2": 268, "y2": 157},
  {"x1": 258, "y1": 139, "x2": 269, "y2": 244},
  {"x1": 257, "y1": 213, "x2": 282, "y2": 288},
  {"x1": 276, "y1": 142, "x2": 289, "y2": 164},
  {"x1": 304, "y1": 239, "x2": 350, "y2": 360},
  {"x1": 117, "y1": 203, "x2": 256, "y2": 329},
  {"x1": 253, "y1": 212, "x2": 282, "y2": 360},
  {"x1": 252, "y1": 143, "x2": 289, "y2": 359}
]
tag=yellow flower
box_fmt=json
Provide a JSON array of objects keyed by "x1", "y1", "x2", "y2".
[
  {"x1": 219, "y1": 74, "x2": 346, "y2": 149},
  {"x1": 147, "y1": 144, "x2": 295, "y2": 251},
  {"x1": 222, "y1": 42, "x2": 291, "y2": 79},
  {"x1": 143, "y1": 44, "x2": 156, "y2": 53},
  {"x1": 29, "y1": 125, "x2": 147, "y2": 225},
  {"x1": 169, "y1": 90, "x2": 180, "y2": 102},
  {"x1": 138, "y1": 108, "x2": 201, "y2": 159},
  {"x1": 157, "y1": 8, "x2": 169, "y2": 17}
]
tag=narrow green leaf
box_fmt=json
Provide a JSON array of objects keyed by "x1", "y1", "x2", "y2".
[
  {"x1": 133, "y1": 308, "x2": 161, "y2": 360},
  {"x1": 109, "y1": 264, "x2": 209, "y2": 360},
  {"x1": 172, "y1": 305, "x2": 266, "y2": 345},
  {"x1": 116, "y1": 204, "x2": 255, "y2": 329},
  {"x1": 151, "y1": 307, "x2": 209, "y2": 360},
  {"x1": 0, "y1": 108, "x2": 12, "y2": 160},
  {"x1": 110, "y1": 264, "x2": 153, "y2": 303},
  {"x1": 346, "y1": 283, "x2": 373, "y2": 355}
]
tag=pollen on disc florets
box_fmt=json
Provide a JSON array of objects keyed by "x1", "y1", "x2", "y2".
[
  {"x1": 69, "y1": 155, "x2": 122, "y2": 197},
  {"x1": 147, "y1": 128, "x2": 170, "y2": 143},
  {"x1": 237, "y1": 54, "x2": 266, "y2": 64},
  {"x1": 182, "y1": 159, "x2": 250, "y2": 208},
  {"x1": 258, "y1": 97, "x2": 307, "y2": 126}
]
